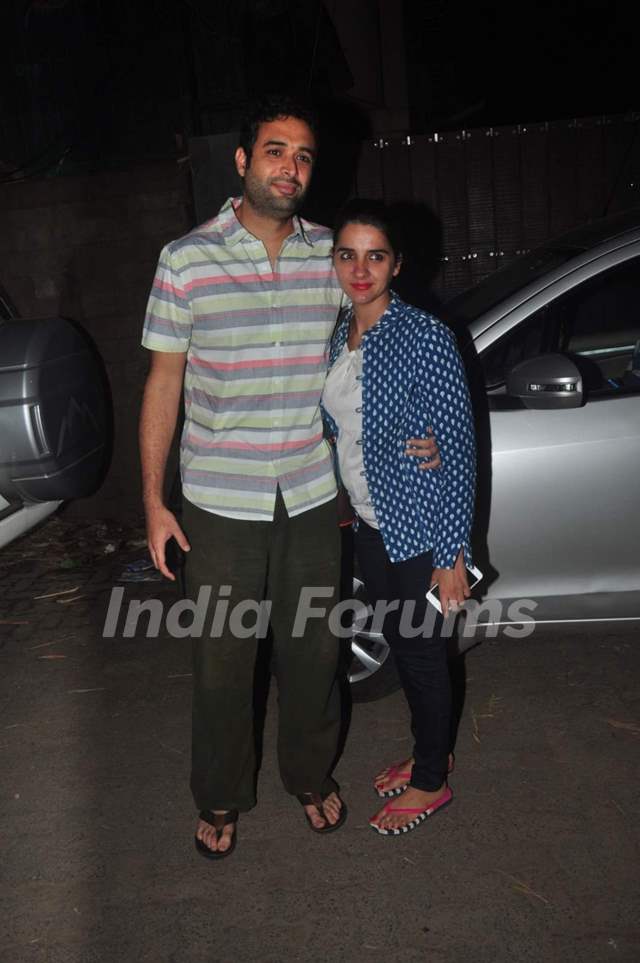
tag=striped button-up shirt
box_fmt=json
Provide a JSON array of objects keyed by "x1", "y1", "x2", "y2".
[{"x1": 142, "y1": 197, "x2": 343, "y2": 520}]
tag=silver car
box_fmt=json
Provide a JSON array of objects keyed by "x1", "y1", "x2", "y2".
[
  {"x1": 0, "y1": 292, "x2": 110, "y2": 550},
  {"x1": 350, "y1": 208, "x2": 640, "y2": 700}
]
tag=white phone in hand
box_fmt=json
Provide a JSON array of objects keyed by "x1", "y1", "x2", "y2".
[{"x1": 426, "y1": 563, "x2": 483, "y2": 614}]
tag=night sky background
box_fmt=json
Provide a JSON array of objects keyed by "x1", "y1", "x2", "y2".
[{"x1": 0, "y1": 0, "x2": 637, "y2": 179}]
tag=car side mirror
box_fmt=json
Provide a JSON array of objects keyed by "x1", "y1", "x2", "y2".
[{"x1": 506, "y1": 353, "x2": 584, "y2": 409}]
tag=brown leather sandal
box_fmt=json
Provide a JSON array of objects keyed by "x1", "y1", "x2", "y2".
[
  {"x1": 194, "y1": 809, "x2": 238, "y2": 860},
  {"x1": 296, "y1": 792, "x2": 348, "y2": 834}
]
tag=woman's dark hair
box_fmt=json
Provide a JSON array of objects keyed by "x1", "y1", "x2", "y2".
[
  {"x1": 239, "y1": 94, "x2": 318, "y2": 165},
  {"x1": 333, "y1": 199, "x2": 403, "y2": 259}
]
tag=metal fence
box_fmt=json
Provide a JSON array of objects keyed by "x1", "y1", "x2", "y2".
[{"x1": 354, "y1": 112, "x2": 640, "y2": 300}]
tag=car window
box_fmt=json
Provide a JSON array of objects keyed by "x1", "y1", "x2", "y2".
[
  {"x1": 557, "y1": 258, "x2": 640, "y2": 387},
  {"x1": 449, "y1": 247, "x2": 581, "y2": 323},
  {"x1": 480, "y1": 311, "x2": 556, "y2": 389},
  {"x1": 480, "y1": 256, "x2": 640, "y2": 393}
]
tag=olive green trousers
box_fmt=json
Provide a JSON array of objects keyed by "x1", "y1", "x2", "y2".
[{"x1": 182, "y1": 491, "x2": 342, "y2": 813}]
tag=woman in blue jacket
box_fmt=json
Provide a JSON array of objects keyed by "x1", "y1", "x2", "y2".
[{"x1": 322, "y1": 199, "x2": 476, "y2": 835}]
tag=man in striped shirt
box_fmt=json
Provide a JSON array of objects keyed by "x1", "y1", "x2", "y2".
[{"x1": 140, "y1": 96, "x2": 347, "y2": 857}]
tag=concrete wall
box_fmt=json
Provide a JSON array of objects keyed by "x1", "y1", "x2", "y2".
[{"x1": 0, "y1": 163, "x2": 193, "y2": 521}]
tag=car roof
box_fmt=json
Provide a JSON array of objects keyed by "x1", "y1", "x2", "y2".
[
  {"x1": 449, "y1": 207, "x2": 640, "y2": 333},
  {"x1": 549, "y1": 206, "x2": 640, "y2": 248}
]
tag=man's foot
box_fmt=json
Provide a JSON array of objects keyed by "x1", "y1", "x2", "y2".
[
  {"x1": 194, "y1": 809, "x2": 237, "y2": 858},
  {"x1": 369, "y1": 784, "x2": 450, "y2": 833},
  {"x1": 374, "y1": 754, "x2": 454, "y2": 797},
  {"x1": 297, "y1": 791, "x2": 347, "y2": 833}
]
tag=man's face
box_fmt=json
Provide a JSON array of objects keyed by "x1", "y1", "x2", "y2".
[{"x1": 235, "y1": 116, "x2": 316, "y2": 218}]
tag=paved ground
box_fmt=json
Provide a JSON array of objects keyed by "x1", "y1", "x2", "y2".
[{"x1": 1, "y1": 516, "x2": 639, "y2": 963}]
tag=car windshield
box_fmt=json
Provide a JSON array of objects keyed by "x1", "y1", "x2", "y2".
[{"x1": 448, "y1": 246, "x2": 583, "y2": 322}]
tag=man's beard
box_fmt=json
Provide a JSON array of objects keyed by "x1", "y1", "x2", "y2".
[{"x1": 242, "y1": 167, "x2": 305, "y2": 219}]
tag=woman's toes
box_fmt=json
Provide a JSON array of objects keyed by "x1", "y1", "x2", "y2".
[{"x1": 370, "y1": 806, "x2": 387, "y2": 827}]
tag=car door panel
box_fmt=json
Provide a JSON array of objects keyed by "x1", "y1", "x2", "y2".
[{"x1": 486, "y1": 394, "x2": 640, "y2": 600}]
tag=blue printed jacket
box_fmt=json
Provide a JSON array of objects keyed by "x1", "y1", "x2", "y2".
[{"x1": 322, "y1": 294, "x2": 476, "y2": 568}]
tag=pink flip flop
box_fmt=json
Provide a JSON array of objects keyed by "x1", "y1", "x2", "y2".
[
  {"x1": 374, "y1": 754, "x2": 455, "y2": 798},
  {"x1": 374, "y1": 764, "x2": 412, "y2": 799},
  {"x1": 369, "y1": 786, "x2": 453, "y2": 835}
]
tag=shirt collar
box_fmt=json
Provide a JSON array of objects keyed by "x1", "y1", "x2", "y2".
[
  {"x1": 216, "y1": 197, "x2": 314, "y2": 248},
  {"x1": 342, "y1": 291, "x2": 402, "y2": 341}
]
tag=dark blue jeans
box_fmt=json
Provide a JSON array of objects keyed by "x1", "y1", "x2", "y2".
[{"x1": 354, "y1": 519, "x2": 451, "y2": 792}]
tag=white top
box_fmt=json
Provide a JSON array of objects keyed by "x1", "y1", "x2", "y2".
[{"x1": 322, "y1": 343, "x2": 379, "y2": 528}]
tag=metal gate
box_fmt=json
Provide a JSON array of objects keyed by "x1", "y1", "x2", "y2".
[{"x1": 355, "y1": 112, "x2": 640, "y2": 299}]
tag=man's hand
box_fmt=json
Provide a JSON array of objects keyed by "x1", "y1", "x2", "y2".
[
  {"x1": 431, "y1": 552, "x2": 470, "y2": 617},
  {"x1": 139, "y1": 350, "x2": 188, "y2": 580},
  {"x1": 145, "y1": 504, "x2": 191, "y2": 581},
  {"x1": 405, "y1": 427, "x2": 441, "y2": 470}
]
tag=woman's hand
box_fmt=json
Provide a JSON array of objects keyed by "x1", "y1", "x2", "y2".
[
  {"x1": 405, "y1": 427, "x2": 441, "y2": 470},
  {"x1": 431, "y1": 552, "x2": 470, "y2": 617}
]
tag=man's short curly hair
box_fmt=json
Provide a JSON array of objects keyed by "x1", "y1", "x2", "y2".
[{"x1": 239, "y1": 94, "x2": 318, "y2": 165}]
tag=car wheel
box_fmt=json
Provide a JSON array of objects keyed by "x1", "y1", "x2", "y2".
[{"x1": 349, "y1": 577, "x2": 401, "y2": 702}]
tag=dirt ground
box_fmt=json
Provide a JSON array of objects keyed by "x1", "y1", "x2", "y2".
[{"x1": 1, "y1": 517, "x2": 639, "y2": 962}]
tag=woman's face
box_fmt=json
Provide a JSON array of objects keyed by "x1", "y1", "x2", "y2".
[{"x1": 333, "y1": 222, "x2": 401, "y2": 311}]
